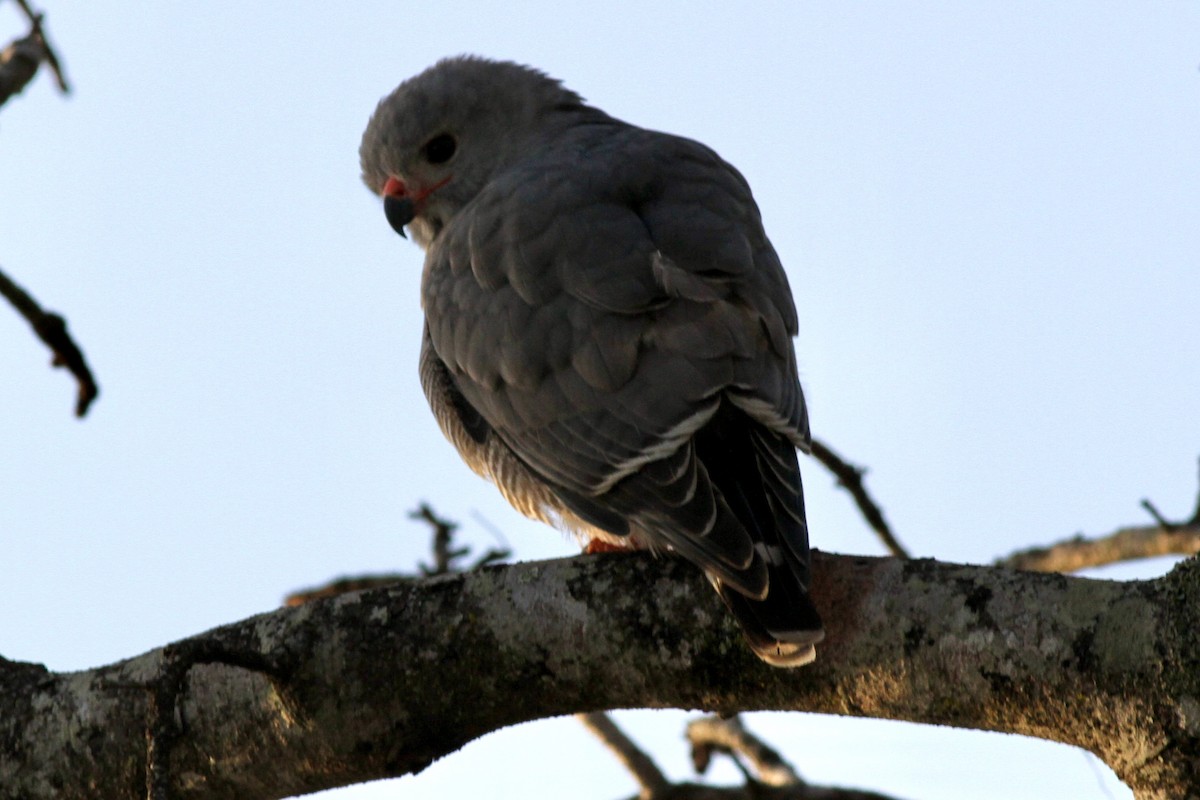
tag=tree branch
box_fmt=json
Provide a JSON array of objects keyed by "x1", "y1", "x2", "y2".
[
  {"x1": 682, "y1": 715, "x2": 903, "y2": 798},
  {"x1": 809, "y1": 439, "x2": 908, "y2": 558},
  {"x1": 686, "y1": 715, "x2": 801, "y2": 787},
  {"x1": 7, "y1": 0, "x2": 70, "y2": 95},
  {"x1": 2, "y1": 551, "x2": 1197, "y2": 800},
  {"x1": 999, "y1": 462, "x2": 1200, "y2": 572},
  {"x1": 999, "y1": 524, "x2": 1200, "y2": 573},
  {"x1": 283, "y1": 503, "x2": 511, "y2": 606},
  {"x1": 577, "y1": 712, "x2": 670, "y2": 799},
  {"x1": 1, "y1": 1, "x2": 68, "y2": 108},
  {"x1": 0, "y1": 266, "x2": 99, "y2": 417}
]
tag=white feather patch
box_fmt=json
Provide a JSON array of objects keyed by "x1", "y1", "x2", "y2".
[
  {"x1": 594, "y1": 401, "x2": 720, "y2": 493},
  {"x1": 726, "y1": 393, "x2": 809, "y2": 452}
]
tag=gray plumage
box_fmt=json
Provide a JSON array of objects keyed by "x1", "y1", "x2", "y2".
[{"x1": 361, "y1": 56, "x2": 824, "y2": 666}]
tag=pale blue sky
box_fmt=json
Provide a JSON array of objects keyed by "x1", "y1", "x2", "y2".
[{"x1": 2, "y1": 3, "x2": 1198, "y2": 799}]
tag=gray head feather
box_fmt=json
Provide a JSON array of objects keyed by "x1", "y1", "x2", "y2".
[{"x1": 360, "y1": 56, "x2": 596, "y2": 244}]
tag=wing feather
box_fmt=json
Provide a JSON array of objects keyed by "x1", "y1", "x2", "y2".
[{"x1": 422, "y1": 121, "x2": 810, "y2": 602}]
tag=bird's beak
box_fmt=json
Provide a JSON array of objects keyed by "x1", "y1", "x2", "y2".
[{"x1": 382, "y1": 176, "x2": 415, "y2": 238}]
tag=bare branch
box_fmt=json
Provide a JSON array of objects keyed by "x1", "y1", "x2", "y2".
[
  {"x1": 409, "y1": 502, "x2": 510, "y2": 575},
  {"x1": 999, "y1": 460, "x2": 1200, "y2": 572},
  {"x1": 284, "y1": 505, "x2": 510, "y2": 605},
  {"x1": 0, "y1": 266, "x2": 99, "y2": 417},
  {"x1": 593, "y1": 691, "x2": 904, "y2": 799},
  {"x1": 577, "y1": 712, "x2": 670, "y2": 799},
  {"x1": 687, "y1": 715, "x2": 801, "y2": 787},
  {"x1": 3, "y1": 552, "x2": 1198, "y2": 799},
  {"x1": 809, "y1": 438, "x2": 908, "y2": 558},
  {"x1": 11, "y1": 0, "x2": 70, "y2": 93},
  {"x1": 1143, "y1": 458, "x2": 1200, "y2": 528},
  {"x1": 410, "y1": 502, "x2": 463, "y2": 575},
  {"x1": 999, "y1": 524, "x2": 1200, "y2": 573}
]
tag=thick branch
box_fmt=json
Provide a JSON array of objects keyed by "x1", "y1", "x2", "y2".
[{"x1": 2, "y1": 552, "x2": 1198, "y2": 800}]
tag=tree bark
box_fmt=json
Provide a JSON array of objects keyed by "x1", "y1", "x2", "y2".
[{"x1": 1, "y1": 551, "x2": 1197, "y2": 800}]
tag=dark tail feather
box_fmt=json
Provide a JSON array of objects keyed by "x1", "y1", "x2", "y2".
[
  {"x1": 696, "y1": 401, "x2": 825, "y2": 667},
  {"x1": 715, "y1": 566, "x2": 825, "y2": 667}
]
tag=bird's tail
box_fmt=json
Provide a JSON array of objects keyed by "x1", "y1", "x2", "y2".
[
  {"x1": 713, "y1": 568, "x2": 825, "y2": 667},
  {"x1": 698, "y1": 402, "x2": 825, "y2": 667}
]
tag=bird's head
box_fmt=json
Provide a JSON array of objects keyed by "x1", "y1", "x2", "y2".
[{"x1": 360, "y1": 56, "x2": 587, "y2": 248}]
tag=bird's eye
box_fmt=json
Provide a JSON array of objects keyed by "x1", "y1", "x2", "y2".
[{"x1": 422, "y1": 133, "x2": 457, "y2": 165}]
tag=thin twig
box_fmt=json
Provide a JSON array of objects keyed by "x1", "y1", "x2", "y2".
[
  {"x1": 576, "y1": 712, "x2": 670, "y2": 799},
  {"x1": 592, "y1": 710, "x2": 906, "y2": 799},
  {"x1": 809, "y1": 438, "x2": 909, "y2": 558},
  {"x1": 411, "y1": 502, "x2": 464, "y2": 575},
  {"x1": 468, "y1": 510, "x2": 514, "y2": 568},
  {"x1": 1140, "y1": 500, "x2": 1175, "y2": 530},
  {"x1": 583, "y1": 712, "x2": 906, "y2": 799},
  {"x1": 0, "y1": 266, "x2": 99, "y2": 417},
  {"x1": 12, "y1": 0, "x2": 69, "y2": 93},
  {"x1": 410, "y1": 502, "x2": 511, "y2": 574},
  {"x1": 283, "y1": 505, "x2": 508, "y2": 606},
  {"x1": 686, "y1": 715, "x2": 801, "y2": 788},
  {"x1": 1143, "y1": 458, "x2": 1200, "y2": 528}
]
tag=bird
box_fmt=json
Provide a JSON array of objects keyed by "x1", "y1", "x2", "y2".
[{"x1": 359, "y1": 56, "x2": 824, "y2": 667}]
